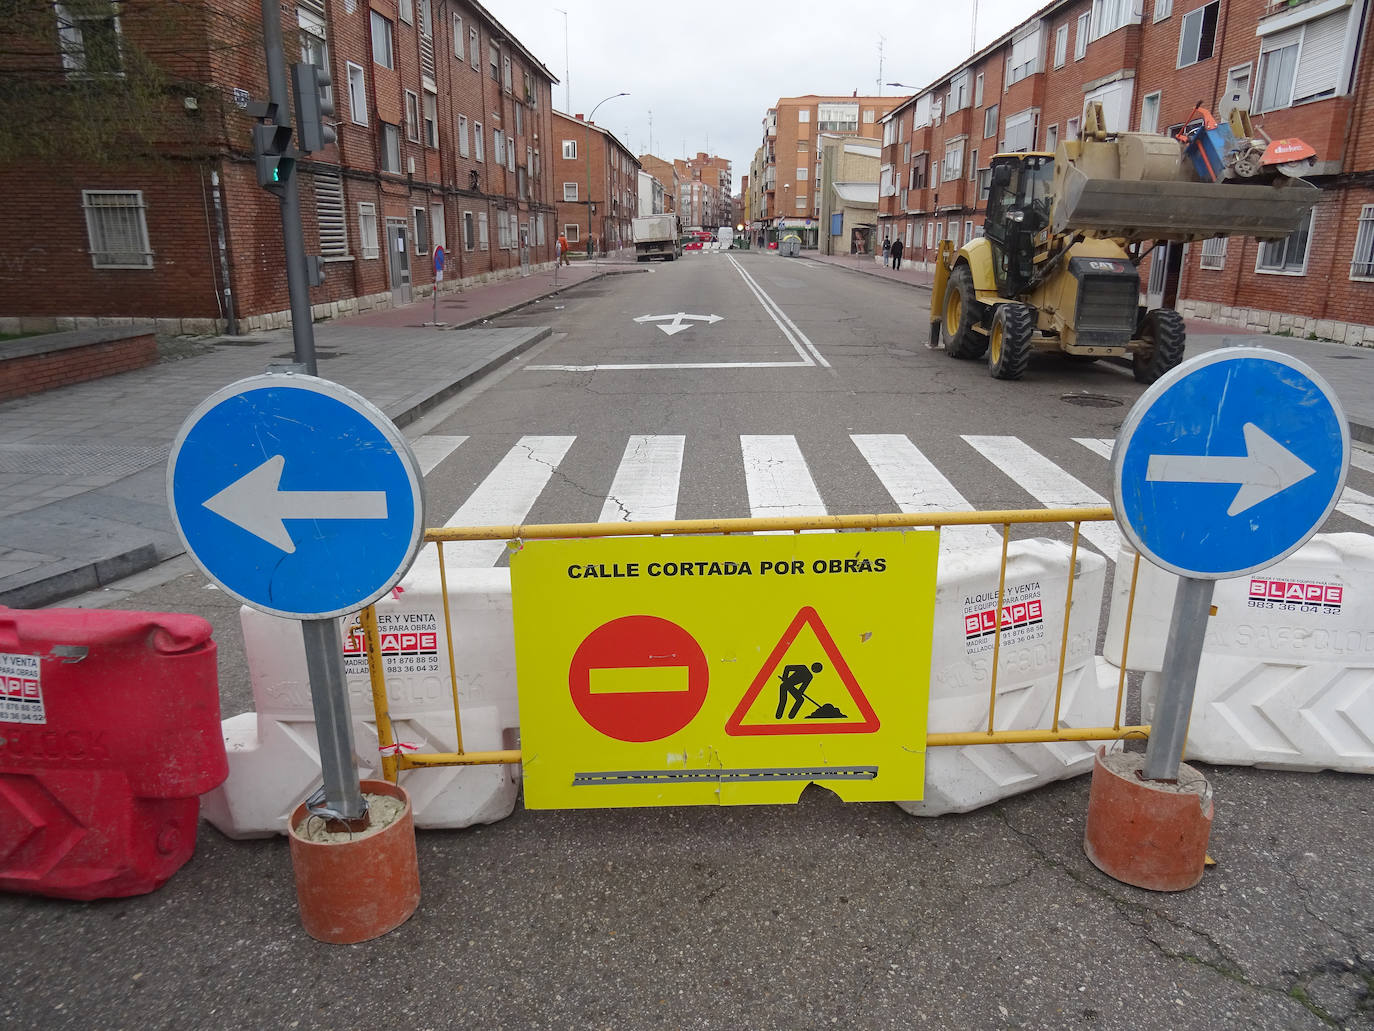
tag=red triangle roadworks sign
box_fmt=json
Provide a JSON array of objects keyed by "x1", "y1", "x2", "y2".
[{"x1": 724, "y1": 606, "x2": 879, "y2": 736}]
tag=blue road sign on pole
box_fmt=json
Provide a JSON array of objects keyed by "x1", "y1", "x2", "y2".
[
  {"x1": 168, "y1": 373, "x2": 425, "y2": 619},
  {"x1": 1113, "y1": 347, "x2": 1349, "y2": 579},
  {"x1": 433, "y1": 245, "x2": 445, "y2": 274}
]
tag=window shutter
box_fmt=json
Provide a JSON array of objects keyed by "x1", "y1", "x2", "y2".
[
  {"x1": 1292, "y1": 11, "x2": 1347, "y2": 103},
  {"x1": 314, "y1": 169, "x2": 347, "y2": 256}
]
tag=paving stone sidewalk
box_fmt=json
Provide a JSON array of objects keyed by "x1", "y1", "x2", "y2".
[{"x1": 0, "y1": 265, "x2": 609, "y2": 607}]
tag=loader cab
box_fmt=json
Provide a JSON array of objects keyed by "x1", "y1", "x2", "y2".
[{"x1": 983, "y1": 153, "x2": 1055, "y2": 297}]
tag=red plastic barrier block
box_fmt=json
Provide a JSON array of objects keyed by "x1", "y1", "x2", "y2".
[{"x1": 0, "y1": 608, "x2": 227, "y2": 899}]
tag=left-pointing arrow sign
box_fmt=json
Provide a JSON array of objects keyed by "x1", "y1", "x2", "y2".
[
  {"x1": 202, "y1": 454, "x2": 389, "y2": 554},
  {"x1": 1146, "y1": 422, "x2": 1316, "y2": 517}
]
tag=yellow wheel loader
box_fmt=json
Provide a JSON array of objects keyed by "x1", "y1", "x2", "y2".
[{"x1": 929, "y1": 103, "x2": 1319, "y2": 382}]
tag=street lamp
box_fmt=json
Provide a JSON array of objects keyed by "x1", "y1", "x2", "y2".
[
  {"x1": 886, "y1": 82, "x2": 918, "y2": 91},
  {"x1": 586, "y1": 91, "x2": 629, "y2": 266}
]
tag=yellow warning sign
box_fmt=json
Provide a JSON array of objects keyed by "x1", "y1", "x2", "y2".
[{"x1": 511, "y1": 532, "x2": 938, "y2": 808}]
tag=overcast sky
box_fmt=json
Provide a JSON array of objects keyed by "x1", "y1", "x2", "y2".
[{"x1": 485, "y1": 0, "x2": 1050, "y2": 185}]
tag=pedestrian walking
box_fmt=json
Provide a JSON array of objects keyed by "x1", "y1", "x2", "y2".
[
  {"x1": 882, "y1": 236, "x2": 891, "y2": 267},
  {"x1": 557, "y1": 233, "x2": 570, "y2": 266},
  {"x1": 890, "y1": 236, "x2": 904, "y2": 272},
  {"x1": 586, "y1": 234, "x2": 595, "y2": 260}
]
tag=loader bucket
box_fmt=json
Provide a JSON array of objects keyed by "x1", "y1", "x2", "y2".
[{"x1": 1053, "y1": 165, "x2": 1319, "y2": 243}]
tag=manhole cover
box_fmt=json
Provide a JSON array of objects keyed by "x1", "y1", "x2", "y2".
[{"x1": 1061, "y1": 393, "x2": 1124, "y2": 408}]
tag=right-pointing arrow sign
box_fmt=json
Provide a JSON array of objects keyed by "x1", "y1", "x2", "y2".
[
  {"x1": 1146, "y1": 422, "x2": 1316, "y2": 516},
  {"x1": 203, "y1": 454, "x2": 389, "y2": 554}
]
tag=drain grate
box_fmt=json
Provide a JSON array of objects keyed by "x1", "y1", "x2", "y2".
[
  {"x1": 1061, "y1": 392, "x2": 1124, "y2": 408},
  {"x1": 0, "y1": 443, "x2": 168, "y2": 476}
]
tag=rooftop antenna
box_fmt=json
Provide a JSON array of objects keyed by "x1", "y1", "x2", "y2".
[
  {"x1": 648, "y1": 108, "x2": 653, "y2": 155},
  {"x1": 877, "y1": 35, "x2": 885, "y2": 95},
  {"x1": 554, "y1": 7, "x2": 570, "y2": 111}
]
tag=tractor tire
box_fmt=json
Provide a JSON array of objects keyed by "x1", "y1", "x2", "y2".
[
  {"x1": 988, "y1": 303, "x2": 1035, "y2": 380},
  {"x1": 940, "y1": 264, "x2": 987, "y2": 359},
  {"x1": 1134, "y1": 308, "x2": 1186, "y2": 384}
]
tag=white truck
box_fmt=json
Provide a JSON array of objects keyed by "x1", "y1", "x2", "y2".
[
  {"x1": 716, "y1": 226, "x2": 734, "y2": 251},
  {"x1": 632, "y1": 214, "x2": 681, "y2": 262}
]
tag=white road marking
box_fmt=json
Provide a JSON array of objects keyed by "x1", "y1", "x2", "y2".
[
  {"x1": 741, "y1": 435, "x2": 828, "y2": 533},
  {"x1": 851, "y1": 434, "x2": 1002, "y2": 550},
  {"x1": 1350, "y1": 449, "x2": 1374, "y2": 476},
  {"x1": 963, "y1": 435, "x2": 1121, "y2": 560},
  {"x1": 409, "y1": 434, "x2": 468, "y2": 475},
  {"x1": 599, "y1": 435, "x2": 685, "y2": 522},
  {"x1": 435, "y1": 435, "x2": 576, "y2": 566},
  {"x1": 1073, "y1": 437, "x2": 1114, "y2": 460},
  {"x1": 728, "y1": 255, "x2": 831, "y2": 367}
]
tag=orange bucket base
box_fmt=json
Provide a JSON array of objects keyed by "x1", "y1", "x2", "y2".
[
  {"x1": 288, "y1": 779, "x2": 420, "y2": 944},
  {"x1": 1084, "y1": 747, "x2": 1214, "y2": 892}
]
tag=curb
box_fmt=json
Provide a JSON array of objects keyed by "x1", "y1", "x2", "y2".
[
  {"x1": 799, "y1": 254, "x2": 935, "y2": 291},
  {"x1": 448, "y1": 266, "x2": 646, "y2": 330}
]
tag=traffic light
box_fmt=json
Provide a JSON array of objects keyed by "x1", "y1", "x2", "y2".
[
  {"x1": 292, "y1": 62, "x2": 337, "y2": 154},
  {"x1": 252, "y1": 122, "x2": 294, "y2": 194}
]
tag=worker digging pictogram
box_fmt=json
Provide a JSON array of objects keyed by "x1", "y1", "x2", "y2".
[{"x1": 727, "y1": 607, "x2": 879, "y2": 736}]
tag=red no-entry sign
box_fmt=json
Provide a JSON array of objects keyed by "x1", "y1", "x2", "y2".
[{"x1": 568, "y1": 615, "x2": 708, "y2": 742}]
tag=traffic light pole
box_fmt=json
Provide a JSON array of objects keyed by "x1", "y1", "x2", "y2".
[{"x1": 260, "y1": 0, "x2": 318, "y2": 376}]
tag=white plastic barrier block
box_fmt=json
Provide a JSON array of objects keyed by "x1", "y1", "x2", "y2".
[
  {"x1": 898, "y1": 538, "x2": 1115, "y2": 816},
  {"x1": 1102, "y1": 543, "x2": 1178, "y2": 672},
  {"x1": 201, "y1": 567, "x2": 520, "y2": 838},
  {"x1": 1140, "y1": 533, "x2": 1374, "y2": 773}
]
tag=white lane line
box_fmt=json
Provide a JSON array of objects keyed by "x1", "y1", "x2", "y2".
[
  {"x1": 1073, "y1": 437, "x2": 1115, "y2": 461},
  {"x1": 528, "y1": 360, "x2": 811, "y2": 371},
  {"x1": 963, "y1": 435, "x2": 1121, "y2": 561},
  {"x1": 728, "y1": 255, "x2": 831, "y2": 368},
  {"x1": 1350, "y1": 449, "x2": 1374, "y2": 476},
  {"x1": 1336, "y1": 485, "x2": 1374, "y2": 527},
  {"x1": 409, "y1": 435, "x2": 468, "y2": 475},
  {"x1": 599, "y1": 435, "x2": 685, "y2": 522},
  {"x1": 433, "y1": 435, "x2": 576, "y2": 567},
  {"x1": 851, "y1": 434, "x2": 1002, "y2": 551},
  {"x1": 741, "y1": 435, "x2": 828, "y2": 533}
]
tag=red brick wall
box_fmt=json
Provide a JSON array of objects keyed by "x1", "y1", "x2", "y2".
[{"x1": 0, "y1": 334, "x2": 157, "y2": 401}]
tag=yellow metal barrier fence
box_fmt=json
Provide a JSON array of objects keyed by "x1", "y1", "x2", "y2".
[{"x1": 362, "y1": 507, "x2": 1149, "y2": 783}]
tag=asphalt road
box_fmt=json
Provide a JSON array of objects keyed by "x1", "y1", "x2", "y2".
[{"x1": 3, "y1": 251, "x2": 1371, "y2": 1031}]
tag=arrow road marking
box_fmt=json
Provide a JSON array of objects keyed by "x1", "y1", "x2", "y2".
[
  {"x1": 1146, "y1": 422, "x2": 1316, "y2": 516},
  {"x1": 203, "y1": 454, "x2": 388, "y2": 554},
  {"x1": 633, "y1": 312, "x2": 724, "y2": 337}
]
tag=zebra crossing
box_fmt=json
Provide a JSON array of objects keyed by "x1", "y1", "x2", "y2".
[{"x1": 404, "y1": 431, "x2": 1374, "y2": 566}]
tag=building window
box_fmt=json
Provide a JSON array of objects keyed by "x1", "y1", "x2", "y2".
[
  {"x1": 423, "y1": 91, "x2": 438, "y2": 148},
  {"x1": 431, "y1": 204, "x2": 445, "y2": 250},
  {"x1": 413, "y1": 207, "x2": 427, "y2": 254},
  {"x1": 1007, "y1": 28, "x2": 1042, "y2": 85},
  {"x1": 502, "y1": 54, "x2": 512, "y2": 91},
  {"x1": 817, "y1": 102, "x2": 858, "y2": 131},
  {"x1": 562, "y1": 139, "x2": 577, "y2": 159},
  {"x1": 1141, "y1": 92, "x2": 1161, "y2": 134},
  {"x1": 1177, "y1": 2, "x2": 1219, "y2": 68},
  {"x1": 984, "y1": 104, "x2": 998, "y2": 139},
  {"x1": 469, "y1": 26, "x2": 479, "y2": 69},
  {"x1": 795, "y1": 195, "x2": 807, "y2": 209},
  {"x1": 1066, "y1": 116, "x2": 1081, "y2": 141},
  {"x1": 514, "y1": 102, "x2": 523, "y2": 136},
  {"x1": 1155, "y1": 0, "x2": 1173, "y2": 20},
  {"x1": 1091, "y1": 0, "x2": 1137, "y2": 41},
  {"x1": 453, "y1": 13, "x2": 463, "y2": 57},
  {"x1": 797, "y1": 166, "x2": 808, "y2": 181},
  {"x1": 1045, "y1": 123, "x2": 1059, "y2": 151},
  {"x1": 463, "y1": 210, "x2": 475, "y2": 250},
  {"x1": 1004, "y1": 109, "x2": 1037, "y2": 152},
  {"x1": 474, "y1": 121, "x2": 484, "y2": 161},
  {"x1": 405, "y1": 91, "x2": 420, "y2": 142},
  {"x1": 943, "y1": 139, "x2": 964, "y2": 181},
  {"x1": 564, "y1": 223, "x2": 580, "y2": 242},
  {"x1": 977, "y1": 167, "x2": 991, "y2": 201},
  {"x1": 370, "y1": 12, "x2": 393, "y2": 68},
  {"x1": 346, "y1": 62, "x2": 367, "y2": 126},
  {"x1": 1200, "y1": 237, "x2": 1227, "y2": 269},
  {"x1": 489, "y1": 43, "x2": 500, "y2": 82},
  {"x1": 358, "y1": 202, "x2": 379, "y2": 259},
  {"x1": 314, "y1": 170, "x2": 347, "y2": 256},
  {"x1": 398, "y1": 0, "x2": 412, "y2": 23},
  {"x1": 863, "y1": 108, "x2": 875, "y2": 123},
  {"x1": 82, "y1": 190, "x2": 151, "y2": 268},
  {"x1": 1257, "y1": 207, "x2": 1313, "y2": 275},
  {"x1": 1075, "y1": 12, "x2": 1090, "y2": 58},
  {"x1": 949, "y1": 72, "x2": 970, "y2": 112},
  {"x1": 563, "y1": 182, "x2": 578, "y2": 201},
  {"x1": 493, "y1": 128, "x2": 505, "y2": 165},
  {"x1": 1351, "y1": 205, "x2": 1374, "y2": 280},
  {"x1": 974, "y1": 72, "x2": 985, "y2": 108},
  {"x1": 381, "y1": 123, "x2": 401, "y2": 172},
  {"x1": 1054, "y1": 24, "x2": 1068, "y2": 67},
  {"x1": 478, "y1": 211, "x2": 489, "y2": 249},
  {"x1": 798, "y1": 109, "x2": 810, "y2": 123},
  {"x1": 457, "y1": 114, "x2": 469, "y2": 157},
  {"x1": 56, "y1": 3, "x2": 123, "y2": 77}
]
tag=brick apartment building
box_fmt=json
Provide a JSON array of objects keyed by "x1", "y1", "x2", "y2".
[
  {"x1": 877, "y1": 0, "x2": 1373, "y2": 342},
  {"x1": 552, "y1": 110, "x2": 639, "y2": 254},
  {"x1": 638, "y1": 154, "x2": 681, "y2": 216},
  {"x1": 756, "y1": 94, "x2": 905, "y2": 248},
  {"x1": 673, "y1": 153, "x2": 733, "y2": 230},
  {"x1": 0, "y1": 0, "x2": 558, "y2": 335}
]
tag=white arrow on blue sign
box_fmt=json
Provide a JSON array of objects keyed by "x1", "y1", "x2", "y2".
[
  {"x1": 1113, "y1": 347, "x2": 1348, "y2": 579},
  {"x1": 167, "y1": 374, "x2": 425, "y2": 619}
]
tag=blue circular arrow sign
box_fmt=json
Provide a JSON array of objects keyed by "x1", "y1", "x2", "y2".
[
  {"x1": 167, "y1": 374, "x2": 425, "y2": 619},
  {"x1": 1113, "y1": 347, "x2": 1348, "y2": 579}
]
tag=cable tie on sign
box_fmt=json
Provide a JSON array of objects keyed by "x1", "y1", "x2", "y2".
[{"x1": 378, "y1": 741, "x2": 420, "y2": 756}]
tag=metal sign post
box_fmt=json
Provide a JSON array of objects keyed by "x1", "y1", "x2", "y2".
[
  {"x1": 168, "y1": 374, "x2": 425, "y2": 825},
  {"x1": 1113, "y1": 347, "x2": 1349, "y2": 780}
]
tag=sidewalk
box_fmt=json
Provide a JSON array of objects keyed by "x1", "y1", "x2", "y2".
[
  {"x1": 0, "y1": 265, "x2": 613, "y2": 608},
  {"x1": 799, "y1": 249, "x2": 1374, "y2": 440}
]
